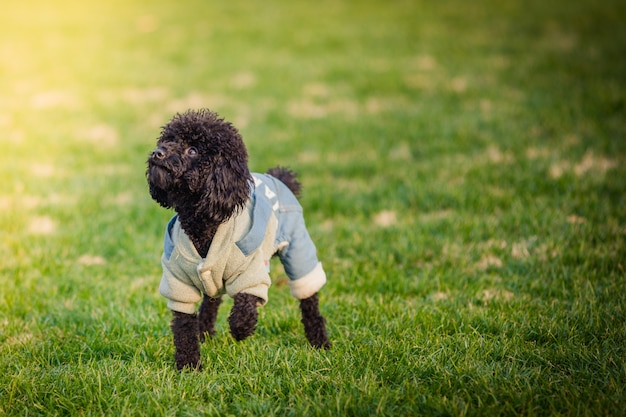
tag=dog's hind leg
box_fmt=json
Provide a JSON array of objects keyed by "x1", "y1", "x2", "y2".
[
  {"x1": 171, "y1": 311, "x2": 202, "y2": 370},
  {"x1": 228, "y1": 293, "x2": 261, "y2": 341},
  {"x1": 198, "y1": 295, "x2": 222, "y2": 342},
  {"x1": 299, "y1": 293, "x2": 331, "y2": 349}
]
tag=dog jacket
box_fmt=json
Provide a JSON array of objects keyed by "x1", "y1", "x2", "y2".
[{"x1": 159, "y1": 173, "x2": 327, "y2": 315}]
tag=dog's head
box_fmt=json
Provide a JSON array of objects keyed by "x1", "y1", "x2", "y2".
[{"x1": 146, "y1": 109, "x2": 252, "y2": 222}]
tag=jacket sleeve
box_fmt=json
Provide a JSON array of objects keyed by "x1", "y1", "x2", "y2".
[
  {"x1": 159, "y1": 253, "x2": 202, "y2": 315},
  {"x1": 277, "y1": 212, "x2": 327, "y2": 299}
]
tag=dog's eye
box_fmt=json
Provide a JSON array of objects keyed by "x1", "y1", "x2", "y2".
[{"x1": 186, "y1": 147, "x2": 198, "y2": 156}]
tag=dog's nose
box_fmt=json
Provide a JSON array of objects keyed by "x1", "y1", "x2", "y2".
[{"x1": 152, "y1": 148, "x2": 166, "y2": 160}]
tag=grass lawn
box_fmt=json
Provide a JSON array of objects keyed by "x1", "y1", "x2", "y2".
[{"x1": 1, "y1": 0, "x2": 625, "y2": 415}]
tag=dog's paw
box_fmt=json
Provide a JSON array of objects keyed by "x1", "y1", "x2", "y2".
[
  {"x1": 176, "y1": 358, "x2": 203, "y2": 371},
  {"x1": 174, "y1": 340, "x2": 203, "y2": 371},
  {"x1": 228, "y1": 293, "x2": 260, "y2": 341},
  {"x1": 303, "y1": 314, "x2": 331, "y2": 350},
  {"x1": 299, "y1": 293, "x2": 331, "y2": 350}
]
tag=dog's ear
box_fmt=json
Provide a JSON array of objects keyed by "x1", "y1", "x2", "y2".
[{"x1": 198, "y1": 157, "x2": 253, "y2": 223}]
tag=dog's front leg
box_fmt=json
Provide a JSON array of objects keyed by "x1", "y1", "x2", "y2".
[
  {"x1": 198, "y1": 295, "x2": 222, "y2": 342},
  {"x1": 299, "y1": 293, "x2": 331, "y2": 349},
  {"x1": 228, "y1": 293, "x2": 261, "y2": 341},
  {"x1": 171, "y1": 311, "x2": 202, "y2": 370}
]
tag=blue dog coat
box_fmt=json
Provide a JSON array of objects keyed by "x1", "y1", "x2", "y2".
[{"x1": 159, "y1": 173, "x2": 327, "y2": 315}]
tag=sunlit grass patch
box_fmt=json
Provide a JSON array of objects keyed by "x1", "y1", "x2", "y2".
[{"x1": 1, "y1": 0, "x2": 625, "y2": 415}]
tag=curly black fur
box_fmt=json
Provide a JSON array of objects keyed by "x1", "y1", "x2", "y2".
[
  {"x1": 147, "y1": 109, "x2": 330, "y2": 371},
  {"x1": 172, "y1": 311, "x2": 202, "y2": 370},
  {"x1": 228, "y1": 293, "x2": 262, "y2": 341},
  {"x1": 147, "y1": 109, "x2": 252, "y2": 256},
  {"x1": 266, "y1": 166, "x2": 301, "y2": 198},
  {"x1": 198, "y1": 295, "x2": 222, "y2": 342},
  {"x1": 300, "y1": 293, "x2": 331, "y2": 349}
]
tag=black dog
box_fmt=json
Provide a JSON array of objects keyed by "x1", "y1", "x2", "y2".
[{"x1": 147, "y1": 109, "x2": 330, "y2": 370}]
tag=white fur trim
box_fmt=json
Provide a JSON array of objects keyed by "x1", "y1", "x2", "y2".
[{"x1": 288, "y1": 262, "x2": 327, "y2": 300}]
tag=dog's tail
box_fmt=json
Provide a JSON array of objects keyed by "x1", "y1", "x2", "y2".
[{"x1": 267, "y1": 166, "x2": 301, "y2": 199}]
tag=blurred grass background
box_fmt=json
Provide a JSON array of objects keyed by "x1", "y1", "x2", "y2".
[{"x1": 1, "y1": 0, "x2": 625, "y2": 415}]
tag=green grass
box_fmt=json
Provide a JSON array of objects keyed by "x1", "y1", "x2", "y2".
[{"x1": 1, "y1": 0, "x2": 625, "y2": 415}]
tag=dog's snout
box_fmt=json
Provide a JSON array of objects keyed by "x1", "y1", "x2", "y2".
[{"x1": 152, "y1": 148, "x2": 167, "y2": 160}]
